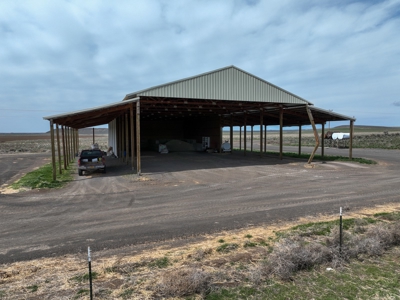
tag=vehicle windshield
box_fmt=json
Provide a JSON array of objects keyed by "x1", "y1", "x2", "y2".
[{"x1": 80, "y1": 150, "x2": 103, "y2": 157}]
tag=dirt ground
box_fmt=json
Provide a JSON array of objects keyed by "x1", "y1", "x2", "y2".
[
  {"x1": 1, "y1": 134, "x2": 400, "y2": 298},
  {"x1": 1, "y1": 133, "x2": 400, "y2": 265}
]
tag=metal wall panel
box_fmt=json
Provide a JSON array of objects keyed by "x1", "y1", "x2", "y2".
[{"x1": 108, "y1": 119, "x2": 117, "y2": 155}]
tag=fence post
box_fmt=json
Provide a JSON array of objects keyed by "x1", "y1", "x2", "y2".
[
  {"x1": 88, "y1": 247, "x2": 93, "y2": 300},
  {"x1": 339, "y1": 207, "x2": 343, "y2": 255}
]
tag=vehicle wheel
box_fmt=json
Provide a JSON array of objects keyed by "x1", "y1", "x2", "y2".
[
  {"x1": 78, "y1": 170, "x2": 83, "y2": 176},
  {"x1": 103, "y1": 167, "x2": 107, "y2": 174}
]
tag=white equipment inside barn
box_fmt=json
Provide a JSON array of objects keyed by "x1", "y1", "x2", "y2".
[
  {"x1": 221, "y1": 141, "x2": 231, "y2": 152},
  {"x1": 202, "y1": 137, "x2": 210, "y2": 150}
]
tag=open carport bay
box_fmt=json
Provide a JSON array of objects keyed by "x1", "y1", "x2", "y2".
[{"x1": 0, "y1": 149, "x2": 399, "y2": 263}]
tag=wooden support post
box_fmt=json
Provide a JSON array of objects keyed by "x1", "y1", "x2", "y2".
[
  {"x1": 50, "y1": 119, "x2": 56, "y2": 181},
  {"x1": 130, "y1": 104, "x2": 135, "y2": 170},
  {"x1": 260, "y1": 109, "x2": 263, "y2": 157},
  {"x1": 73, "y1": 128, "x2": 78, "y2": 160},
  {"x1": 74, "y1": 129, "x2": 77, "y2": 158},
  {"x1": 65, "y1": 127, "x2": 69, "y2": 166},
  {"x1": 230, "y1": 115, "x2": 233, "y2": 154},
  {"x1": 74, "y1": 128, "x2": 77, "y2": 158},
  {"x1": 136, "y1": 100, "x2": 141, "y2": 175},
  {"x1": 298, "y1": 125, "x2": 302, "y2": 155},
  {"x1": 56, "y1": 124, "x2": 62, "y2": 174},
  {"x1": 120, "y1": 116, "x2": 123, "y2": 160},
  {"x1": 244, "y1": 113, "x2": 247, "y2": 156},
  {"x1": 279, "y1": 107, "x2": 283, "y2": 160},
  {"x1": 115, "y1": 118, "x2": 118, "y2": 158},
  {"x1": 264, "y1": 125, "x2": 267, "y2": 153},
  {"x1": 69, "y1": 127, "x2": 73, "y2": 162},
  {"x1": 71, "y1": 128, "x2": 75, "y2": 160},
  {"x1": 219, "y1": 120, "x2": 222, "y2": 153},
  {"x1": 121, "y1": 115, "x2": 126, "y2": 162},
  {"x1": 61, "y1": 125, "x2": 67, "y2": 170},
  {"x1": 306, "y1": 105, "x2": 320, "y2": 164},
  {"x1": 349, "y1": 120, "x2": 354, "y2": 159},
  {"x1": 76, "y1": 128, "x2": 79, "y2": 155},
  {"x1": 72, "y1": 128, "x2": 76, "y2": 158},
  {"x1": 92, "y1": 127, "x2": 95, "y2": 144},
  {"x1": 321, "y1": 123, "x2": 325, "y2": 158},
  {"x1": 125, "y1": 113, "x2": 129, "y2": 164},
  {"x1": 239, "y1": 126, "x2": 242, "y2": 150},
  {"x1": 117, "y1": 117, "x2": 121, "y2": 159},
  {"x1": 250, "y1": 126, "x2": 253, "y2": 152}
]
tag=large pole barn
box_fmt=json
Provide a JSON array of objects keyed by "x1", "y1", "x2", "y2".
[{"x1": 44, "y1": 66, "x2": 355, "y2": 179}]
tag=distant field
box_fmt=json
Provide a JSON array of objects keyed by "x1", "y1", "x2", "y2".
[
  {"x1": 226, "y1": 125, "x2": 400, "y2": 135},
  {"x1": 225, "y1": 125, "x2": 400, "y2": 149},
  {"x1": 1, "y1": 125, "x2": 399, "y2": 153},
  {"x1": 0, "y1": 134, "x2": 108, "y2": 154}
]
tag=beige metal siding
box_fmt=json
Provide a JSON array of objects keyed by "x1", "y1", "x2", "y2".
[
  {"x1": 134, "y1": 66, "x2": 309, "y2": 105},
  {"x1": 108, "y1": 119, "x2": 118, "y2": 155}
]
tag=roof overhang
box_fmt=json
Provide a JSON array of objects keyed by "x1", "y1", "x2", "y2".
[
  {"x1": 137, "y1": 96, "x2": 355, "y2": 127},
  {"x1": 43, "y1": 97, "x2": 139, "y2": 128},
  {"x1": 43, "y1": 95, "x2": 355, "y2": 129}
]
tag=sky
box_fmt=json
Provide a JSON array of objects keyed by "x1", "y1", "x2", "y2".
[{"x1": 1, "y1": 0, "x2": 399, "y2": 133}]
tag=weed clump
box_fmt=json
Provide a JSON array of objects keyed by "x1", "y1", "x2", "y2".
[
  {"x1": 216, "y1": 243, "x2": 239, "y2": 253},
  {"x1": 155, "y1": 267, "x2": 210, "y2": 297},
  {"x1": 149, "y1": 256, "x2": 170, "y2": 268},
  {"x1": 189, "y1": 248, "x2": 213, "y2": 261},
  {"x1": 265, "y1": 238, "x2": 333, "y2": 280}
]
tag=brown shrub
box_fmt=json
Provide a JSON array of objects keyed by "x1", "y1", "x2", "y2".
[
  {"x1": 189, "y1": 247, "x2": 213, "y2": 261},
  {"x1": 265, "y1": 238, "x2": 333, "y2": 280},
  {"x1": 155, "y1": 267, "x2": 210, "y2": 297}
]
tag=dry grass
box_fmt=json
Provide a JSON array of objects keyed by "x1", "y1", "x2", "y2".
[{"x1": 1, "y1": 203, "x2": 400, "y2": 299}]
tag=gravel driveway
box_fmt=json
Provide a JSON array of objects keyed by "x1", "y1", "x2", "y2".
[{"x1": 1, "y1": 147, "x2": 399, "y2": 263}]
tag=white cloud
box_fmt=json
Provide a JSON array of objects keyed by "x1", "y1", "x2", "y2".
[{"x1": 0, "y1": 0, "x2": 399, "y2": 132}]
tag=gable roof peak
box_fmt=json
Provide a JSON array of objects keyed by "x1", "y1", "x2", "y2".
[{"x1": 124, "y1": 66, "x2": 312, "y2": 106}]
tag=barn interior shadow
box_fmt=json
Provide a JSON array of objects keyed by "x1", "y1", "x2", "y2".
[{"x1": 95, "y1": 150, "x2": 307, "y2": 177}]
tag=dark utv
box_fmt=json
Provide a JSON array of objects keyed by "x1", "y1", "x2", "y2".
[{"x1": 78, "y1": 149, "x2": 106, "y2": 176}]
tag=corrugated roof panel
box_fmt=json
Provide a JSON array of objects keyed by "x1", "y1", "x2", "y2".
[{"x1": 127, "y1": 66, "x2": 312, "y2": 105}]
